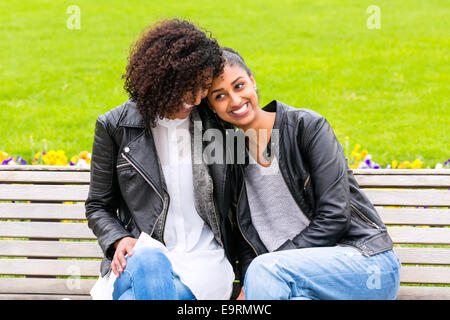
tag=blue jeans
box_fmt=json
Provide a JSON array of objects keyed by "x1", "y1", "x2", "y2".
[
  {"x1": 243, "y1": 246, "x2": 401, "y2": 300},
  {"x1": 112, "y1": 247, "x2": 195, "y2": 300}
]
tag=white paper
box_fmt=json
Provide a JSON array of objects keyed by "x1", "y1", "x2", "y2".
[{"x1": 90, "y1": 232, "x2": 166, "y2": 300}]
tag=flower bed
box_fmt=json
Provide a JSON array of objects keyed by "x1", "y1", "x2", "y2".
[
  {"x1": 345, "y1": 138, "x2": 449, "y2": 170},
  {"x1": 1, "y1": 150, "x2": 91, "y2": 168},
  {"x1": 1, "y1": 137, "x2": 91, "y2": 167},
  {"x1": 0, "y1": 138, "x2": 448, "y2": 169}
]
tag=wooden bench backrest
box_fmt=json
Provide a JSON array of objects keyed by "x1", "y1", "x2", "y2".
[
  {"x1": 0, "y1": 166, "x2": 97, "y2": 300},
  {"x1": 0, "y1": 166, "x2": 449, "y2": 299}
]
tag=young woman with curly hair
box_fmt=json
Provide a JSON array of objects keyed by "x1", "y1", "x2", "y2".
[
  {"x1": 86, "y1": 19, "x2": 238, "y2": 300},
  {"x1": 206, "y1": 48, "x2": 401, "y2": 300}
]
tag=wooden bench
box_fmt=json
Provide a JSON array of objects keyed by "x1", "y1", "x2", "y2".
[{"x1": 0, "y1": 166, "x2": 449, "y2": 300}]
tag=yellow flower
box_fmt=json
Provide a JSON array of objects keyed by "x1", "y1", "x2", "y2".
[
  {"x1": 41, "y1": 150, "x2": 68, "y2": 165},
  {"x1": 411, "y1": 159, "x2": 423, "y2": 169},
  {"x1": 71, "y1": 151, "x2": 92, "y2": 165},
  {"x1": 398, "y1": 161, "x2": 411, "y2": 169},
  {"x1": 360, "y1": 150, "x2": 368, "y2": 159},
  {"x1": 391, "y1": 160, "x2": 398, "y2": 169},
  {"x1": 0, "y1": 151, "x2": 8, "y2": 162}
]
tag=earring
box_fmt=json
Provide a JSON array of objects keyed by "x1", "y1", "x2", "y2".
[{"x1": 207, "y1": 101, "x2": 216, "y2": 113}]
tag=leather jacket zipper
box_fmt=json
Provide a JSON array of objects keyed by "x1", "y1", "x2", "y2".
[
  {"x1": 124, "y1": 216, "x2": 132, "y2": 230},
  {"x1": 350, "y1": 204, "x2": 380, "y2": 229},
  {"x1": 121, "y1": 152, "x2": 168, "y2": 243},
  {"x1": 236, "y1": 166, "x2": 258, "y2": 257},
  {"x1": 116, "y1": 162, "x2": 132, "y2": 169},
  {"x1": 303, "y1": 174, "x2": 310, "y2": 191},
  {"x1": 336, "y1": 243, "x2": 370, "y2": 257}
]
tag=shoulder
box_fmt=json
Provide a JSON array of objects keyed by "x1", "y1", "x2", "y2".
[
  {"x1": 97, "y1": 100, "x2": 143, "y2": 133},
  {"x1": 272, "y1": 100, "x2": 328, "y2": 132}
]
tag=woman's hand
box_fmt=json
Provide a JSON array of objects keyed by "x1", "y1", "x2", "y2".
[
  {"x1": 237, "y1": 287, "x2": 245, "y2": 300},
  {"x1": 111, "y1": 236, "x2": 137, "y2": 277}
]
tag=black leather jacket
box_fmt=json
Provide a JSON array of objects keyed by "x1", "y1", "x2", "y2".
[
  {"x1": 85, "y1": 100, "x2": 237, "y2": 277},
  {"x1": 235, "y1": 100, "x2": 394, "y2": 280}
]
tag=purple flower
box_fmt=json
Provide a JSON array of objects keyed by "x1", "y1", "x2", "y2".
[
  {"x1": 358, "y1": 162, "x2": 370, "y2": 169},
  {"x1": 15, "y1": 156, "x2": 26, "y2": 165},
  {"x1": 358, "y1": 154, "x2": 381, "y2": 169},
  {"x1": 445, "y1": 159, "x2": 450, "y2": 166},
  {"x1": 1, "y1": 157, "x2": 13, "y2": 165}
]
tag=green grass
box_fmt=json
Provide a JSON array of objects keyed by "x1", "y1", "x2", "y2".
[{"x1": 0, "y1": 0, "x2": 448, "y2": 167}]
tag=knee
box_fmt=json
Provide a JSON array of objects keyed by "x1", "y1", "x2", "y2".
[
  {"x1": 244, "y1": 254, "x2": 278, "y2": 286},
  {"x1": 125, "y1": 247, "x2": 171, "y2": 274},
  {"x1": 243, "y1": 254, "x2": 292, "y2": 300}
]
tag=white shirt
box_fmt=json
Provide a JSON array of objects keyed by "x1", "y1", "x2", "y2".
[
  {"x1": 90, "y1": 115, "x2": 234, "y2": 300},
  {"x1": 151, "y1": 115, "x2": 234, "y2": 300}
]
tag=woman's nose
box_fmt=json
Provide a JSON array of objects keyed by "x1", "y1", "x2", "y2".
[{"x1": 229, "y1": 92, "x2": 241, "y2": 107}]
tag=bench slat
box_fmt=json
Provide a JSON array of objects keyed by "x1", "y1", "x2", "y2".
[
  {"x1": 0, "y1": 185, "x2": 89, "y2": 202},
  {"x1": 397, "y1": 286, "x2": 450, "y2": 300},
  {"x1": 400, "y1": 266, "x2": 450, "y2": 284},
  {"x1": 352, "y1": 169, "x2": 450, "y2": 175},
  {"x1": 0, "y1": 259, "x2": 100, "y2": 277},
  {"x1": 0, "y1": 221, "x2": 96, "y2": 240},
  {"x1": 0, "y1": 240, "x2": 103, "y2": 258},
  {"x1": 0, "y1": 166, "x2": 89, "y2": 172},
  {"x1": 2, "y1": 171, "x2": 449, "y2": 187},
  {"x1": 0, "y1": 203, "x2": 86, "y2": 220},
  {"x1": 4, "y1": 260, "x2": 449, "y2": 282},
  {"x1": 356, "y1": 175, "x2": 450, "y2": 188},
  {"x1": 363, "y1": 189, "x2": 449, "y2": 207},
  {"x1": 3, "y1": 243, "x2": 448, "y2": 265},
  {"x1": 1, "y1": 224, "x2": 448, "y2": 244},
  {"x1": 0, "y1": 278, "x2": 95, "y2": 295},
  {"x1": 387, "y1": 227, "x2": 450, "y2": 245},
  {"x1": 376, "y1": 208, "x2": 450, "y2": 226},
  {"x1": 1, "y1": 167, "x2": 444, "y2": 175},
  {"x1": 0, "y1": 171, "x2": 90, "y2": 184},
  {"x1": 394, "y1": 247, "x2": 450, "y2": 265}
]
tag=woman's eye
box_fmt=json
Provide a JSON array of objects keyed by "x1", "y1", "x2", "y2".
[
  {"x1": 215, "y1": 94, "x2": 224, "y2": 100},
  {"x1": 235, "y1": 83, "x2": 245, "y2": 89}
]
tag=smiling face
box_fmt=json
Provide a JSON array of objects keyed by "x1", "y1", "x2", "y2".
[
  {"x1": 168, "y1": 86, "x2": 209, "y2": 119},
  {"x1": 164, "y1": 68, "x2": 213, "y2": 120},
  {"x1": 207, "y1": 64, "x2": 259, "y2": 129}
]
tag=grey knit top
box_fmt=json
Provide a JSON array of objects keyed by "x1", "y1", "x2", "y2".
[{"x1": 244, "y1": 154, "x2": 310, "y2": 252}]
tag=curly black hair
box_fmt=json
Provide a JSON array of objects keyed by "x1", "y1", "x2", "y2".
[{"x1": 122, "y1": 19, "x2": 224, "y2": 128}]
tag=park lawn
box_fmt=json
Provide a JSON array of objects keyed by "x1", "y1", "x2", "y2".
[{"x1": 0, "y1": 0, "x2": 448, "y2": 166}]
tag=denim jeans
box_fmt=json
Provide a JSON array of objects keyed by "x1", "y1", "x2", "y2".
[
  {"x1": 112, "y1": 247, "x2": 195, "y2": 300},
  {"x1": 243, "y1": 246, "x2": 401, "y2": 300}
]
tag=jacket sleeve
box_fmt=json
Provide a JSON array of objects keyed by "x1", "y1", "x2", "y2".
[
  {"x1": 85, "y1": 115, "x2": 133, "y2": 260},
  {"x1": 278, "y1": 116, "x2": 351, "y2": 251}
]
